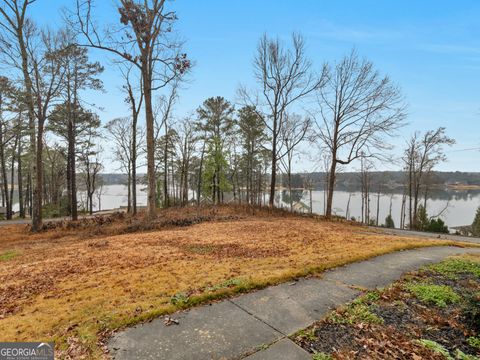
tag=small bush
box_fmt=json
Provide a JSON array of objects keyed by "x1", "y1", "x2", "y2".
[
  {"x1": 406, "y1": 283, "x2": 460, "y2": 308},
  {"x1": 426, "y1": 218, "x2": 449, "y2": 234},
  {"x1": 417, "y1": 339, "x2": 452, "y2": 359},
  {"x1": 295, "y1": 328, "x2": 317, "y2": 341},
  {"x1": 463, "y1": 294, "x2": 480, "y2": 332},
  {"x1": 472, "y1": 207, "x2": 480, "y2": 237},
  {"x1": 467, "y1": 336, "x2": 480, "y2": 349},
  {"x1": 429, "y1": 258, "x2": 480, "y2": 279},
  {"x1": 455, "y1": 349, "x2": 480, "y2": 360},
  {"x1": 328, "y1": 303, "x2": 383, "y2": 325},
  {"x1": 205, "y1": 278, "x2": 243, "y2": 292},
  {"x1": 170, "y1": 292, "x2": 189, "y2": 306},
  {"x1": 415, "y1": 205, "x2": 449, "y2": 233},
  {"x1": 312, "y1": 353, "x2": 333, "y2": 360},
  {"x1": 385, "y1": 214, "x2": 395, "y2": 228}
]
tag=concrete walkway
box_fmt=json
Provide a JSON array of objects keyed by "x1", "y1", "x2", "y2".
[
  {"x1": 108, "y1": 246, "x2": 480, "y2": 360},
  {"x1": 375, "y1": 227, "x2": 480, "y2": 245}
]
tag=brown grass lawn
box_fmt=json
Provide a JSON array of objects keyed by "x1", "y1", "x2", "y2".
[{"x1": 0, "y1": 206, "x2": 473, "y2": 359}]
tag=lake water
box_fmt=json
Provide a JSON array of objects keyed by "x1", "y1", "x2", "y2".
[
  {"x1": 286, "y1": 188, "x2": 480, "y2": 229},
  {"x1": 10, "y1": 184, "x2": 480, "y2": 228}
]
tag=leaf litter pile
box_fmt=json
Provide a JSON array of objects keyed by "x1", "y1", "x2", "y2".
[
  {"x1": 0, "y1": 205, "x2": 470, "y2": 359},
  {"x1": 293, "y1": 254, "x2": 480, "y2": 360}
]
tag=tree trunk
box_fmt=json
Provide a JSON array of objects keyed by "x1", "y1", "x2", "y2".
[
  {"x1": 269, "y1": 132, "x2": 277, "y2": 207},
  {"x1": 163, "y1": 123, "x2": 169, "y2": 207},
  {"x1": 18, "y1": 136, "x2": 24, "y2": 218},
  {"x1": 9, "y1": 135, "x2": 18, "y2": 217},
  {"x1": 69, "y1": 120, "x2": 78, "y2": 220},
  {"x1": 143, "y1": 70, "x2": 156, "y2": 219},
  {"x1": 326, "y1": 159, "x2": 337, "y2": 218},
  {"x1": 127, "y1": 167, "x2": 131, "y2": 213},
  {"x1": 66, "y1": 148, "x2": 71, "y2": 215},
  {"x1": 197, "y1": 140, "x2": 205, "y2": 206},
  {"x1": 17, "y1": 25, "x2": 39, "y2": 229},
  {"x1": 376, "y1": 185, "x2": 381, "y2": 226},
  {"x1": 346, "y1": 193, "x2": 351, "y2": 220},
  {"x1": 0, "y1": 122, "x2": 11, "y2": 219},
  {"x1": 32, "y1": 117, "x2": 45, "y2": 231},
  {"x1": 131, "y1": 115, "x2": 137, "y2": 214},
  {"x1": 89, "y1": 192, "x2": 93, "y2": 215},
  {"x1": 288, "y1": 167, "x2": 292, "y2": 212},
  {"x1": 309, "y1": 188, "x2": 313, "y2": 214}
]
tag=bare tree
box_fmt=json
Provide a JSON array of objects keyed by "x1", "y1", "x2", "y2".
[
  {"x1": 403, "y1": 127, "x2": 455, "y2": 229},
  {"x1": 175, "y1": 118, "x2": 197, "y2": 206},
  {"x1": 79, "y1": 130, "x2": 103, "y2": 215},
  {"x1": 315, "y1": 49, "x2": 406, "y2": 218},
  {"x1": 75, "y1": 0, "x2": 190, "y2": 219},
  {"x1": 105, "y1": 116, "x2": 145, "y2": 213},
  {"x1": 119, "y1": 65, "x2": 143, "y2": 214},
  {"x1": 359, "y1": 156, "x2": 374, "y2": 224},
  {"x1": 278, "y1": 113, "x2": 312, "y2": 211},
  {"x1": 155, "y1": 81, "x2": 179, "y2": 207},
  {"x1": 0, "y1": 76, "x2": 17, "y2": 219},
  {"x1": 239, "y1": 33, "x2": 326, "y2": 207}
]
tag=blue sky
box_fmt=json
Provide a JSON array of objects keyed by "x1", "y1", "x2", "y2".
[{"x1": 29, "y1": 0, "x2": 480, "y2": 172}]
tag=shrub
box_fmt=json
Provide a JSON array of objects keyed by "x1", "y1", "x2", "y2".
[
  {"x1": 426, "y1": 218, "x2": 449, "y2": 234},
  {"x1": 463, "y1": 294, "x2": 480, "y2": 332},
  {"x1": 328, "y1": 303, "x2": 383, "y2": 325},
  {"x1": 385, "y1": 214, "x2": 395, "y2": 228},
  {"x1": 417, "y1": 339, "x2": 452, "y2": 359},
  {"x1": 467, "y1": 336, "x2": 480, "y2": 349},
  {"x1": 415, "y1": 205, "x2": 449, "y2": 233},
  {"x1": 472, "y1": 207, "x2": 480, "y2": 237},
  {"x1": 416, "y1": 205, "x2": 430, "y2": 231},
  {"x1": 429, "y1": 258, "x2": 480, "y2": 278},
  {"x1": 406, "y1": 283, "x2": 460, "y2": 308},
  {"x1": 312, "y1": 353, "x2": 333, "y2": 360},
  {"x1": 170, "y1": 292, "x2": 189, "y2": 306}
]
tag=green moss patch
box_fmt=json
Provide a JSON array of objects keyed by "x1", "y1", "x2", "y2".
[
  {"x1": 406, "y1": 282, "x2": 460, "y2": 308},
  {"x1": 0, "y1": 250, "x2": 19, "y2": 261}
]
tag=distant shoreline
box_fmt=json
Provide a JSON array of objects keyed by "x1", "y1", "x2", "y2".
[{"x1": 446, "y1": 184, "x2": 480, "y2": 190}]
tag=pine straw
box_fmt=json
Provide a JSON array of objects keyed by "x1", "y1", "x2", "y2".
[{"x1": 0, "y1": 205, "x2": 473, "y2": 359}]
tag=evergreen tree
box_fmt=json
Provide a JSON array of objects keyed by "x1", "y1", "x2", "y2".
[
  {"x1": 385, "y1": 214, "x2": 395, "y2": 228},
  {"x1": 416, "y1": 204, "x2": 429, "y2": 231},
  {"x1": 202, "y1": 136, "x2": 231, "y2": 203},
  {"x1": 237, "y1": 106, "x2": 267, "y2": 204},
  {"x1": 196, "y1": 97, "x2": 235, "y2": 204},
  {"x1": 472, "y1": 207, "x2": 480, "y2": 237}
]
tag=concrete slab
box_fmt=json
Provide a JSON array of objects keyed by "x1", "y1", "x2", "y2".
[
  {"x1": 323, "y1": 246, "x2": 480, "y2": 289},
  {"x1": 244, "y1": 338, "x2": 311, "y2": 360},
  {"x1": 109, "y1": 300, "x2": 282, "y2": 360},
  {"x1": 231, "y1": 278, "x2": 358, "y2": 335}
]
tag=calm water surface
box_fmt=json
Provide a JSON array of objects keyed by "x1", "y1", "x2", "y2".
[{"x1": 11, "y1": 185, "x2": 480, "y2": 228}]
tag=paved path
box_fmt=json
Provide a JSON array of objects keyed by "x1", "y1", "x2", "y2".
[
  {"x1": 374, "y1": 227, "x2": 480, "y2": 245},
  {"x1": 108, "y1": 246, "x2": 480, "y2": 360}
]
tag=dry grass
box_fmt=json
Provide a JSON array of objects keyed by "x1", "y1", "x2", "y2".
[{"x1": 0, "y1": 205, "x2": 473, "y2": 359}]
